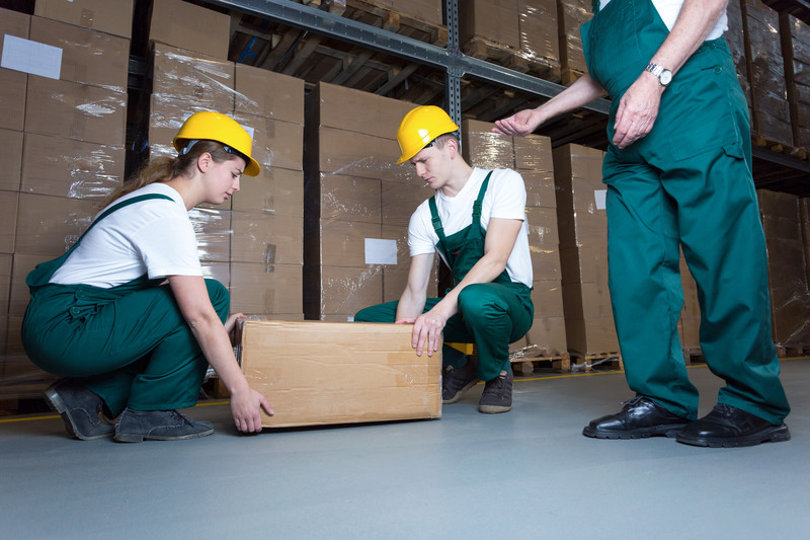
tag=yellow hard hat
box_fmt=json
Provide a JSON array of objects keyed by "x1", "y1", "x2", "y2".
[
  {"x1": 396, "y1": 105, "x2": 460, "y2": 164},
  {"x1": 173, "y1": 110, "x2": 260, "y2": 176}
]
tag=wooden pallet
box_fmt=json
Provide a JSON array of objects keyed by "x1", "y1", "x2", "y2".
[
  {"x1": 300, "y1": 0, "x2": 448, "y2": 46},
  {"x1": 510, "y1": 345, "x2": 571, "y2": 374},
  {"x1": 682, "y1": 347, "x2": 705, "y2": 364},
  {"x1": 561, "y1": 67, "x2": 585, "y2": 86},
  {"x1": 569, "y1": 351, "x2": 623, "y2": 372},
  {"x1": 776, "y1": 344, "x2": 810, "y2": 358},
  {"x1": 462, "y1": 36, "x2": 562, "y2": 82},
  {"x1": 753, "y1": 134, "x2": 809, "y2": 161}
]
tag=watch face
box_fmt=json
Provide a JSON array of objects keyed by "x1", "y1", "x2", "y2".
[{"x1": 660, "y1": 70, "x2": 673, "y2": 86}]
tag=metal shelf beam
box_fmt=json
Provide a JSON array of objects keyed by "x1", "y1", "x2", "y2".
[{"x1": 201, "y1": 0, "x2": 611, "y2": 118}]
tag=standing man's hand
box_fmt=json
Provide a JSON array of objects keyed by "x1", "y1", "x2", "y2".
[
  {"x1": 612, "y1": 73, "x2": 665, "y2": 149},
  {"x1": 493, "y1": 108, "x2": 545, "y2": 137}
]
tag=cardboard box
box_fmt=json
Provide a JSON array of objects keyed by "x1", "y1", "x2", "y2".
[
  {"x1": 239, "y1": 320, "x2": 441, "y2": 428},
  {"x1": 230, "y1": 212, "x2": 303, "y2": 265},
  {"x1": 0, "y1": 128, "x2": 24, "y2": 192},
  {"x1": 0, "y1": 69, "x2": 27, "y2": 132},
  {"x1": 519, "y1": 0, "x2": 560, "y2": 63},
  {"x1": 20, "y1": 133, "x2": 124, "y2": 199},
  {"x1": 34, "y1": 0, "x2": 134, "y2": 39},
  {"x1": 522, "y1": 316, "x2": 567, "y2": 355},
  {"x1": 304, "y1": 264, "x2": 384, "y2": 319},
  {"x1": 14, "y1": 193, "x2": 95, "y2": 257},
  {"x1": 313, "y1": 220, "x2": 384, "y2": 268},
  {"x1": 313, "y1": 127, "x2": 406, "y2": 180},
  {"x1": 149, "y1": 0, "x2": 231, "y2": 59},
  {"x1": 513, "y1": 133, "x2": 554, "y2": 171},
  {"x1": 234, "y1": 114, "x2": 304, "y2": 172},
  {"x1": 0, "y1": 253, "x2": 10, "y2": 355},
  {"x1": 459, "y1": 0, "x2": 520, "y2": 49},
  {"x1": 9, "y1": 253, "x2": 51, "y2": 317},
  {"x1": 25, "y1": 76, "x2": 126, "y2": 145},
  {"x1": 310, "y1": 82, "x2": 416, "y2": 140},
  {"x1": 188, "y1": 207, "x2": 231, "y2": 263},
  {"x1": 150, "y1": 43, "x2": 235, "y2": 111},
  {"x1": 29, "y1": 16, "x2": 129, "y2": 91},
  {"x1": 381, "y1": 179, "x2": 432, "y2": 228},
  {"x1": 522, "y1": 170, "x2": 556, "y2": 209},
  {"x1": 229, "y1": 262, "x2": 303, "y2": 315},
  {"x1": 234, "y1": 64, "x2": 305, "y2": 124},
  {"x1": 0, "y1": 191, "x2": 19, "y2": 254},
  {"x1": 0, "y1": 7, "x2": 30, "y2": 42},
  {"x1": 316, "y1": 174, "x2": 382, "y2": 225},
  {"x1": 530, "y1": 280, "x2": 565, "y2": 318},
  {"x1": 565, "y1": 317, "x2": 619, "y2": 355},
  {"x1": 462, "y1": 119, "x2": 514, "y2": 170},
  {"x1": 233, "y1": 167, "x2": 303, "y2": 218},
  {"x1": 557, "y1": 0, "x2": 592, "y2": 77}
]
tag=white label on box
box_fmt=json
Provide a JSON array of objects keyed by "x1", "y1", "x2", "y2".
[
  {"x1": 242, "y1": 125, "x2": 255, "y2": 139},
  {"x1": 364, "y1": 238, "x2": 397, "y2": 265},
  {"x1": 1, "y1": 35, "x2": 63, "y2": 80},
  {"x1": 594, "y1": 189, "x2": 607, "y2": 211}
]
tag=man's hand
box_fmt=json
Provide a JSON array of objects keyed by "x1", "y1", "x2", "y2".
[
  {"x1": 612, "y1": 73, "x2": 664, "y2": 149},
  {"x1": 411, "y1": 309, "x2": 448, "y2": 357}
]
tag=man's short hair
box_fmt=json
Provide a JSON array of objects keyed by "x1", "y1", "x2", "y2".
[{"x1": 432, "y1": 133, "x2": 459, "y2": 149}]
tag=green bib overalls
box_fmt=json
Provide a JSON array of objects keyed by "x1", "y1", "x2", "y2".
[
  {"x1": 582, "y1": 0, "x2": 789, "y2": 423},
  {"x1": 355, "y1": 172, "x2": 534, "y2": 381},
  {"x1": 22, "y1": 194, "x2": 230, "y2": 416}
]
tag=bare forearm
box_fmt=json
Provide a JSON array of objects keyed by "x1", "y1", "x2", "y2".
[
  {"x1": 539, "y1": 74, "x2": 608, "y2": 122},
  {"x1": 189, "y1": 317, "x2": 250, "y2": 395},
  {"x1": 396, "y1": 287, "x2": 427, "y2": 321},
  {"x1": 652, "y1": 0, "x2": 727, "y2": 75}
]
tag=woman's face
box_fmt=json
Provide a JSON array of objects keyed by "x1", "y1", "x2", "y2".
[{"x1": 204, "y1": 156, "x2": 245, "y2": 205}]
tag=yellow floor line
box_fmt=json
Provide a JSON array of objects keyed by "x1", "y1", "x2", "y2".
[{"x1": 3, "y1": 357, "x2": 807, "y2": 425}]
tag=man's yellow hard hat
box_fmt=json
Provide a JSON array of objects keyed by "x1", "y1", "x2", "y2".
[
  {"x1": 395, "y1": 105, "x2": 460, "y2": 164},
  {"x1": 173, "y1": 110, "x2": 260, "y2": 176}
]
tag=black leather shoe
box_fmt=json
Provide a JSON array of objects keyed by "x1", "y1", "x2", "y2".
[
  {"x1": 583, "y1": 396, "x2": 690, "y2": 439},
  {"x1": 676, "y1": 404, "x2": 790, "y2": 448},
  {"x1": 44, "y1": 379, "x2": 115, "y2": 440}
]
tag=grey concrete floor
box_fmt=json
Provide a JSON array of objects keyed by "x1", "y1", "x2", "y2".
[{"x1": 1, "y1": 359, "x2": 808, "y2": 540}]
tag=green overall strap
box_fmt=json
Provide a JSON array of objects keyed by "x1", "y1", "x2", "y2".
[
  {"x1": 472, "y1": 171, "x2": 493, "y2": 224},
  {"x1": 427, "y1": 196, "x2": 446, "y2": 243},
  {"x1": 26, "y1": 193, "x2": 175, "y2": 290}
]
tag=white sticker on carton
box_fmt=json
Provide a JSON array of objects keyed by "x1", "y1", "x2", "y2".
[
  {"x1": 364, "y1": 238, "x2": 397, "y2": 265},
  {"x1": 594, "y1": 189, "x2": 607, "y2": 211},
  {"x1": 242, "y1": 125, "x2": 255, "y2": 139},
  {"x1": 1, "y1": 35, "x2": 63, "y2": 80}
]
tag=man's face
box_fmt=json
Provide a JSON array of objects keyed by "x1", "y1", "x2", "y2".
[{"x1": 409, "y1": 141, "x2": 450, "y2": 190}]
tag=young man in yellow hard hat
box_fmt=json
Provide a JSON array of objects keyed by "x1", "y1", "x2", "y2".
[{"x1": 355, "y1": 105, "x2": 534, "y2": 413}]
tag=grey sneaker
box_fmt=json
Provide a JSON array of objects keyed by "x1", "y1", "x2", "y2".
[
  {"x1": 442, "y1": 360, "x2": 479, "y2": 403},
  {"x1": 478, "y1": 368, "x2": 513, "y2": 414},
  {"x1": 44, "y1": 379, "x2": 115, "y2": 440},
  {"x1": 114, "y1": 408, "x2": 214, "y2": 443}
]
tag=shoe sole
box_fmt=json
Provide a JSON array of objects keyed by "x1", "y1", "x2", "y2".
[
  {"x1": 676, "y1": 424, "x2": 791, "y2": 448},
  {"x1": 478, "y1": 404, "x2": 512, "y2": 414},
  {"x1": 582, "y1": 423, "x2": 688, "y2": 440},
  {"x1": 114, "y1": 427, "x2": 215, "y2": 443},
  {"x1": 44, "y1": 386, "x2": 112, "y2": 441},
  {"x1": 442, "y1": 379, "x2": 479, "y2": 404}
]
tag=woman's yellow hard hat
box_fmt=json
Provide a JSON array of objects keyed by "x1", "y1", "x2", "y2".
[
  {"x1": 173, "y1": 111, "x2": 261, "y2": 176},
  {"x1": 396, "y1": 105, "x2": 460, "y2": 164}
]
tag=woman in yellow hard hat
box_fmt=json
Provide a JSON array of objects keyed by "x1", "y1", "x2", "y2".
[{"x1": 22, "y1": 110, "x2": 273, "y2": 442}]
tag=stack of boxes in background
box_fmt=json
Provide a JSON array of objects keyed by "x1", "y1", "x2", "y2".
[
  {"x1": 743, "y1": 0, "x2": 793, "y2": 146},
  {"x1": 143, "y1": 0, "x2": 306, "y2": 321},
  {"x1": 303, "y1": 82, "x2": 433, "y2": 321},
  {"x1": 782, "y1": 14, "x2": 810, "y2": 150},
  {"x1": 757, "y1": 190, "x2": 810, "y2": 348},
  {"x1": 461, "y1": 119, "x2": 567, "y2": 357},
  {"x1": 2, "y1": 2, "x2": 132, "y2": 392},
  {"x1": 553, "y1": 144, "x2": 617, "y2": 357},
  {"x1": 556, "y1": 0, "x2": 592, "y2": 84},
  {"x1": 726, "y1": 0, "x2": 753, "y2": 115}
]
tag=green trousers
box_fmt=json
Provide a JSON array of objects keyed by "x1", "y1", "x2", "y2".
[
  {"x1": 355, "y1": 282, "x2": 533, "y2": 381},
  {"x1": 22, "y1": 279, "x2": 229, "y2": 416}
]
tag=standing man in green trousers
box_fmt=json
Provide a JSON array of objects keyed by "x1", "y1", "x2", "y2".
[
  {"x1": 355, "y1": 105, "x2": 535, "y2": 414},
  {"x1": 495, "y1": 0, "x2": 790, "y2": 447}
]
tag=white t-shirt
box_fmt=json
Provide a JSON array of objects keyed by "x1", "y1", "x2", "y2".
[
  {"x1": 49, "y1": 183, "x2": 203, "y2": 288},
  {"x1": 408, "y1": 167, "x2": 533, "y2": 288},
  {"x1": 599, "y1": 0, "x2": 728, "y2": 41}
]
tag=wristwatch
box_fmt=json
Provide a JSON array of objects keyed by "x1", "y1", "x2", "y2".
[{"x1": 645, "y1": 62, "x2": 672, "y2": 87}]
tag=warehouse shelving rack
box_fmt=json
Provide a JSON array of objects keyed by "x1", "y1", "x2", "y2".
[{"x1": 191, "y1": 0, "x2": 810, "y2": 193}]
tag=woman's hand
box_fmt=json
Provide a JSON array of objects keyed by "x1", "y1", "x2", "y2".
[
  {"x1": 229, "y1": 386, "x2": 274, "y2": 433},
  {"x1": 224, "y1": 313, "x2": 246, "y2": 345}
]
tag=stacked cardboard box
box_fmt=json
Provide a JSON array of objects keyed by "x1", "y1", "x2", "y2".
[
  {"x1": 146, "y1": 44, "x2": 306, "y2": 320},
  {"x1": 801, "y1": 199, "x2": 810, "y2": 288},
  {"x1": 462, "y1": 120, "x2": 566, "y2": 356},
  {"x1": 678, "y1": 255, "x2": 701, "y2": 352},
  {"x1": 557, "y1": 0, "x2": 592, "y2": 83},
  {"x1": 304, "y1": 82, "x2": 432, "y2": 321},
  {"x1": 757, "y1": 190, "x2": 810, "y2": 347},
  {"x1": 553, "y1": 144, "x2": 617, "y2": 356},
  {"x1": 2, "y1": 6, "x2": 131, "y2": 392},
  {"x1": 518, "y1": 0, "x2": 560, "y2": 72},
  {"x1": 147, "y1": 0, "x2": 231, "y2": 60},
  {"x1": 230, "y1": 65, "x2": 305, "y2": 319},
  {"x1": 781, "y1": 14, "x2": 810, "y2": 149},
  {"x1": 743, "y1": 0, "x2": 793, "y2": 146},
  {"x1": 460, "y1": 0, "x2": 521, "y2": 51},
  {"x1": 726, "y1": 0, "x2": 753, "y2": 115}
]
